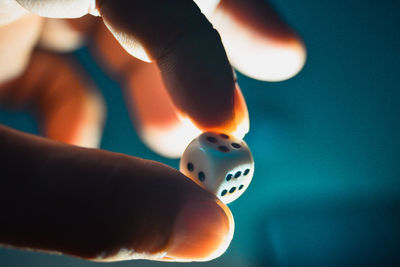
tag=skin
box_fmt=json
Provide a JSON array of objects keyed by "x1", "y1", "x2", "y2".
[{"x1": 0, "y1": 0, "x2": 306, "y2": 262}]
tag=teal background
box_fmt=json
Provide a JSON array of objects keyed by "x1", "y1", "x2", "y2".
[{"x1": 1, "y1": 0, "x2": 399, "y2": 265}]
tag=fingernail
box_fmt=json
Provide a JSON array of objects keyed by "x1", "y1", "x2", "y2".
[{"x1": 165, "y1": 200, "x2": 234, "y2": 261}]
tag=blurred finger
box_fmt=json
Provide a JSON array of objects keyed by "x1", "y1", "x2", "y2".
[
  {"x1": 0, "y1": 50, "x2": 105, "y2": 148},
  {"x1": 0, "y1": 0, "x2": 30, "y2": 26},
  {"x1": 0, "y1": 125, "x2": 234, "y2": 262},
  {"x1": 209, "y1": 0, "x2": 306, "y2": 81},
  {"x1": 38, "y1": 15, "x2": 100, "y2": 52},
  {"x1": 15, "y1": 0, "x2": 98, "y2": 18},
  {"x1": 38, "y1": 15, "x2": 99, "y2": 52},
  {"x1": 0, "y1": 13, "x2": 43, "y2": 85}
]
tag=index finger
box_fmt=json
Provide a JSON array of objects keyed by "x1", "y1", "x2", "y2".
[{"x1": 97, "y1": 0, "x2": 241, "y2": 132}]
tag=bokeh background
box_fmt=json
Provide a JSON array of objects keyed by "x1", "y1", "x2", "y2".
[{"x1": 1, "y1": 0, "x2": 399, "y2": 265}]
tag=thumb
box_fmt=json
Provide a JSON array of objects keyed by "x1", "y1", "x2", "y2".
[{"x1": 0, "y1": 125, "x2": 234, "y2": 262}]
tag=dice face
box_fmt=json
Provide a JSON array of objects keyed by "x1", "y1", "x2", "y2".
[{"x1": 180, "y1": 132, "x2": 254, "y2": 204}]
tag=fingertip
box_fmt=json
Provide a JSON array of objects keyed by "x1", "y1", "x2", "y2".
[
  {"x1": 92, "y1": 198, "x2": 234, "y2": 263},
  {"x1": 229, "y1": 36, "x2": 306, "y2": 81},
  {"x1": 184, "y1": 84, "x2": 249, "y2": 139},
  {"x1": 165, "y1": 199, "x2": 234, "y2": 261},
  {"x1": 231, "y1": 84, "x2": 250, "y2": 138},
  {"x1": 212, "y1": 0, "x2": 307, "y2": 81},
  {"x1": 155, "y1": 26, "x2": 236, "y2": 131},
  {"x1": 131, "y1": 78, "x2": 248, "y2": 158}
]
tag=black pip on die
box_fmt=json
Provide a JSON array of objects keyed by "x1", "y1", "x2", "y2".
[{"x1": 180, "y1": 132, "x2": 254, "y2": 204}]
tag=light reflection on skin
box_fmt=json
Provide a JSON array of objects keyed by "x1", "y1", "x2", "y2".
[{"x1": 135, "y1": 87, "x2": 249, "y2": 158}]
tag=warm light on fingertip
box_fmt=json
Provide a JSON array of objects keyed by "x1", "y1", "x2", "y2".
[
  {"x1": 231, "y1": 86, "x2": 249, "y2": 139},
  {"x1": 162, "y1": 199, "x2": 235, "y2": 262},
  {"x1": 138, "y1": 85, "x2": 249, "y2": 158},
  {"x1": 198, "y1": 200, "x2": 234, "y2": 262},
  {"x1": 140, "y1": 117, "x2": 202, "y2": 158},
  {"x1": 229, "y1": 116, "x2": 249, "y2": 140},
  {"x1": 139, "y1": 101, "x2": 249, "y2": 158},
  {"x1": 186, "y1": 217, "x2": 234, "y2": 262}
]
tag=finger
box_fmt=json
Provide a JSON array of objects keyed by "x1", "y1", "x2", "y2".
[
  {"x1": 0, "y1": 0, "x2": 29, "y2": 26},
  {"x1": 38, "y1": 15, "x2": 99, "y2": 52},
  {"x1": 92, "y1": 23, "x2": 248, "y2": 158},
  {"x1": 15, "y1": 0, "x2": 98, "y2": 18},
  {"x1": 0, "y1": 13, "x2": 42, "y2": 85},
  {"x1": 38, "y1": 15, "x2": 100, "y2": 52},
  {"x1": 125, "y1": 62, "x2": 248, "y2": 158},
  {"x1": 209, "y1": 0, "x2": 306, "y2": 81},
  {"x1": 0, "y1": 125, "x2": 234, "y2": 262},
  {"x1": 1, "y1": 50, "x2": 105, "y2": 148},
  {"x1": 16, "y1": 0, "x2": 244, "y2": 135},
  {"x1": 39, "y1": 18, "x2": 85, "y2": 52},
  {"x1": 98, "y1": 0, "x2": 238, "y2": 132}
]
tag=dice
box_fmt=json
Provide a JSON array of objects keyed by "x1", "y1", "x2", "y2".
[{"x1": 179, "y1": 132, "x2": 254, "y2": 204}]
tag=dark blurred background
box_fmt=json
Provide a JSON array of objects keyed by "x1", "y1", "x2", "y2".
[{"x1": 1, "y1": 0, "x2": 399, "y2": 266}]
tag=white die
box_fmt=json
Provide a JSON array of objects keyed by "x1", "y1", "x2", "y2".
[{"x1": 179, "y1": 132, "x2": 254, "y2": 204}]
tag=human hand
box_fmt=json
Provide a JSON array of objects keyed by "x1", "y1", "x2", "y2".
[{"x1": 0, "y1": 0, "x2": 305, "y2": 262}]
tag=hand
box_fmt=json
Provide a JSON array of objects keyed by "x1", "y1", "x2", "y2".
[{"x1": 0, "y1": 0, "x2": 305, "y2": 262}]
